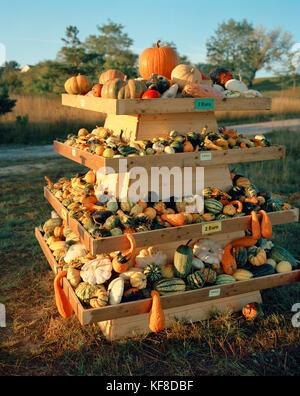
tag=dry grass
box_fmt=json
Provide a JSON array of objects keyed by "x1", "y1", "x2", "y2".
[
  {"x1": 216, "y1": 96, "x2": 300, "y2": 124},
  {"x1": 2, "y1": 95, "x2": 103, "y2": 124}
]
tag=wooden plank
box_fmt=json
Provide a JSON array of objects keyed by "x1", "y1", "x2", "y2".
[
  {"x1": 85, "y1": 270, "x2": 300, "y2": 324},
  {"x1": 98, "y1": 291, "x2": 262, "y2": 340},
  {"x1": 62, "y1": 94, "x2": 272, "y2": 115},
  {"x1": 35, "y1": 226, "x2": 299, "y2": 328},
  {"x1": 35, "y1": 227, "x2": 61, "y2": 275},
  {"x1": 54, "y1": 141, "x2": 286, "y2": 172},
  {"x1": 44, "y1": 187, "x2": 299, "y2": 255},
  {"x1": 35, "y1": 228, "x2": 85, "y2": 325}
]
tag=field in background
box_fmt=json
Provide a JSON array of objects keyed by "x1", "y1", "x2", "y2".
[
  {"x1": 1, "y1": 74, "x2": 300, "y2": 145},
  {"x1": 0, "y1": 129, "x2": 299, "y2": 376}
]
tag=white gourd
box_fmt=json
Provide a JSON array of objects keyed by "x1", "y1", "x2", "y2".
[
  {"x1": 80, "y1": 257, "x2": 112, "y2": 285},
  {"x1": 64, "y1": 243, "x2": 88, "y2": 264},
  {"x1": 108, "y1": 278, "x2": 124, "y2": 305}
]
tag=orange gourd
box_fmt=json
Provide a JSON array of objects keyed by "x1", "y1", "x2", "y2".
[
  {"x1": 251, "y1": 211, "x2": 261, "y2": 240},
  {"x1": 230, "y1": 200, "x2": 243, "y2": 213},
  {"x1": 54, "y1": 271, "x2": 73, "y2": 318},
  {"x1": 54, "y1": 226, "x2": 64, "y2": 239},
  {"x1": 258, "y1": 210, "x2": 272, "y2": 239},
  {"x1": 149, "y1": 290, "x2": 165, "y2": 333},
  {"x1": 244, "y1": 197, "x2": 259, "y2": 205},
  {"x1": 183, "y1": 141, "x2": 194, "y2": 152},
  {"x1": 64, "y1": 74, "x2": 92, "y2": 95},
  {"x1": 112, "y1": 234, "x2": 136, "y2": 273},
  {"x1": 240, "y1": 142, "x2": 248, "y2": 149},
  {"x1": 232, "y1": 236, "x2": 258, "y2": 248},
  {"x1": 139, "y1": 41, "x2": 179, "y2": 80},
  {"x1": 161, "y1": 213, "x2": 186, "y2": 227},
  {"x1": 222, "y1": 244, "x2": 237, "y2": 275}
]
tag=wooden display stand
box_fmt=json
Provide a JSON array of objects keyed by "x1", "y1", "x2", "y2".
[{"x1": 36, "y1": 94, "x2": 300, "y2": 341}]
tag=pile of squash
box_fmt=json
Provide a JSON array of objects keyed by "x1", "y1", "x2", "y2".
[
  {"x1": 64, "y1": 41, "x2": 262, "y2": 100},
  {"x1": 41, "y1": 215, "x2": 298, "y2": 309},
  {"x1": 45, "y1": 170, "x2": 293, "y2": 239},
  {"x1": 63, "y1": 126, "x2": 272, "y2": 158}
]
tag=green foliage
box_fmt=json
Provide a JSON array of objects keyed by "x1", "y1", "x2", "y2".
[
  {"x1": 0, "y1": 85, "x2": 17, "y2": 116},
  {"x1": 206, "y1": 19, "x2": 293, "y2": 87}
]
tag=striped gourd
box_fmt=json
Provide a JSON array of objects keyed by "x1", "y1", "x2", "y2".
[
  {"x1": 186, "y1": 271, "x2": 206, "y2": 290},
  {"x1": 154, "y1": 278, "x2": 186, "y2": 295},
  {"x1": 204, "y1": 199, "x2": 223, "y2": 214},
  {"x1": 233, "y1": 269, "x2": 253, "y2": 281},
  {"x1": 233, "y1": 246, "x2": 248, "y2": 268},
  {"x1": 270, "y1": 246, "x2": 298, "y2": 269},
  {"x1": 199, "y1": 268, "x2": 217, "y2": 285},
  {"x1": 174, "y1": 241, "x2": 193, "y2": 279},
  {"x1": 144, "y1": 264, "x2": 163, "y2": 283},
  {"x1": 251, "y1": 264, "x2": 275, "y2": 278},
  {"x1": 215, "y1": 274, "x2": 236, "y2": 285}
]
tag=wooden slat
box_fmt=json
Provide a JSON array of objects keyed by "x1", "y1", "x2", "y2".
[
  {"x1": 35, "y1": 228, "x2": 85, "y2": 325},
  {"x1": 54, "y1": 141, "x2": 286, "y2": 172},
  {"x1": 35, "y1": 227, "x2": 300, "y2": 326},
  {"x1": 84, "y1": 270, "x2": 300, "y2": 324},
  {"x1": 62, "y1": 94, "x2": 272, "y2": 115},
  {"x1": 44, "y1": 187, "x2": 299, "y2": 255}
]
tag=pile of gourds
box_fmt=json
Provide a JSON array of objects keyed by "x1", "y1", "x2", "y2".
[
  {"x1": 64, "y1": 41, "x2": 262, "y2": 100},
  {"x1": 41, "y1": 215, "x2": 298, "y2": 310},
  {"x1": 45, "y1": 170, "x2": 293, "y2": 239},
  {"x1": 63, "y1": 126, "x2": 272, "y2": 158}
]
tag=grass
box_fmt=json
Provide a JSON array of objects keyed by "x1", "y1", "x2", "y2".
[{"x1": 0, "y1": 129, "x2": 299, "y2": 376}]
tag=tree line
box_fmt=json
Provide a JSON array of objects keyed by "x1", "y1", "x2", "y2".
[{"x1": 0, "y1": 18, "x2": 298, "y2": 104}]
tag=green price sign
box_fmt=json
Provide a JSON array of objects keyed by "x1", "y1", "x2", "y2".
[{"x1": 194, "y1": 98, "x2": 215, "y2": 110}]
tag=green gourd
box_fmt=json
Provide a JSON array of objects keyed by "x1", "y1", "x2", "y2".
[
  {"x1": 204, "y1": 199, "x2": 223, "y2": 214},
  {"x1": 154, "y1": 278, "x2": 186, "y2": 295},
  {"x1": 174, "y1": 240, "x2": 193, "y2": 279},
  {"x1": 186, "y1": 271, "x2": 205, "y2": 289},
  {"x1": 270, "y1": 246, "x2": 298, "y2": 269},
  {"x1": 144, "y1": 264, "x2": 163, "y2": 283}
]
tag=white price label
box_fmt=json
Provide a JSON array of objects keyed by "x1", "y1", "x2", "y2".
[
  {"x1": 200, "y1": 152, "x2": 212, "y2": 161},
  {"x1": 80, "y1": 98, "x2": 85, "y2": 108},
  {"x1": 72, "y1": 148, "x2": 76, "y2": 157},
  {"x1": 209, "y1": 289, "x2": 221, "y2": 298}
]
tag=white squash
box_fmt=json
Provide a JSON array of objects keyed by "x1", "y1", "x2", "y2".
[
  {"x1": 161, "y1": 84, "x2": 179, "y2": 98},
  {"x1": 135, "y1": 247, "x2": 167, "y2": 269},
  {"x1": 276, "y1": 261, "x2": 292, "y2": 273},
  {"x1": 225, "y1": 79, "x2": 248, "y2": 93},
  {"x1": 67, "y1": 268, "x2": 81, "y2": 289},
  {"x1": 64, "y1": 243, "x2": 87, "y2": 264},
  {"x1": 108, "y1": 277, "x2": 124, "y2": 305},
  {"x1": 80, "y1": 257, "x2": 112, "y2": 285},
  {"x1": 171, "y1": 64, "x2": 202, "y2": 90}
]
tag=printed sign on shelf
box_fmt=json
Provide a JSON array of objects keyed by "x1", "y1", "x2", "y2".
[{"x1": 194, "y1": 98, "x2": 215, "y2": 111}]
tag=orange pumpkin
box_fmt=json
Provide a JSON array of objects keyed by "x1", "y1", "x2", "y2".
[
  {"x1": 183, "y1": 141, "x2": 194, "y2": 152},
  {"x1": 64, "y1": 74, "x2": 92, "y2": 95},
  {"x1": 139, "y1": 40, "x2": 179, "y2": 80},
  {"x1": 99, "y1": 69, "x2": 126, "y2": 85}
]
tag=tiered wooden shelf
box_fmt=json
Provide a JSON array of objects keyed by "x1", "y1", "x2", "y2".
[
  {"x1": 36, "y1": 93, "x2": 300, "y2": 340},
  {"x1": 44, "y1": 186, "x2": 299, "y2": 255}
]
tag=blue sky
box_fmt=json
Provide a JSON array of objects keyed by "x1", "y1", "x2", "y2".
[{"x1": 1, "y1": 0, "x2": 300, "y2": 77}]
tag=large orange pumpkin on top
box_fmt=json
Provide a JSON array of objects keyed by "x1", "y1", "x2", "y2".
[{"x1": 139, "y1": 41, "x2": 179, "y2": 80}]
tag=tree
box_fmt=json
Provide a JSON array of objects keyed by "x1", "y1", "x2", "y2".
[
  {"x1": 274, "y1": 48, "x2": 300, "y2": 93},
  {"x1": 84, "y1": 20, "x2": 138, "y2": 78},
  {"x1": 0, "y1": 61, "x2": 23, "y2": 93},
  {"x1": 206, "y1": 19, "x2": 293, "y2": 87},
  {"x1": 0, "y1": 85, "x2": 16, "y2": 116}
]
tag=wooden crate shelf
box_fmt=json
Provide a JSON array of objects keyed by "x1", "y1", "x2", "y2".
[
  {"x1": 44, "y1": 186, "x2": 299, "y2": 255},
  {"x1": 54, "y1": 141, "x2": 286, "y2": 172},
  {"x1": 35, "y1": 228, "x2": 300, "y2": 327},
  {"x1": 62, "y1": 94, "x2": 272, "y2": 115}
]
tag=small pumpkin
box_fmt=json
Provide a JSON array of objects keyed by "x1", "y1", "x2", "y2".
[
  {"x1": 64, "y1": 74, "x2": 92, "y2": 95},
  {"x1": 171, "y1": 64, "x2": 202, "y2": 90},
  {"x1": 142, "y1": 89, "x2": 161, "y2": 99},
  {"x1": 248, "y1": 247, "x2": 267, "y2": 267},
  {"x1": 242, "y1": 302, "x2": 263, "y2": 321},
  {"x1": 99, "y1": 69, "x2": 126, "y2": 85},
  {"x1": 90, "y1": 289, "x2": 109, "y2": 308},
  {"x1": 92, "y1": 83, "x2": 103, "y2": 97}
]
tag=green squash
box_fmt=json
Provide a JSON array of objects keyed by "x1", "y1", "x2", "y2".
[
  {"x1": 186, "y1": 271, "x2": 205, "y2": 290},
  {"x1": 204, "y1": 199, "x2": 223, "y2": 214},
  {"x1": 174, "y1": 240, "x2": 193, "y2": 279},
  {"x1": 144, "y1": 264, "x2": 163, "y2": 283},
  {"x1": 270, "y1": 246, "x2": 298, "y2": 270},
  {"x1": 154, "y1": 278, "x2": 186, "y2": 295}
]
